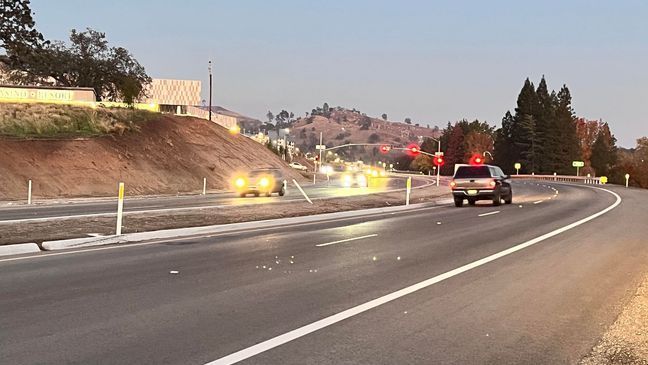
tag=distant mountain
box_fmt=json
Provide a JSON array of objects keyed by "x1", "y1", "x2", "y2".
[{"x1": 290, "y1": 108, "x2": 440, "y2": 160}]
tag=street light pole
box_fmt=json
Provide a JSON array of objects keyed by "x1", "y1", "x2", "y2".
[{"x1": 208, "y1": 60, "x2": 213, "y2": 122}]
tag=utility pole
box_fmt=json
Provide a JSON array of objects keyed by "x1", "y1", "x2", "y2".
[{"x1": 208, "y1": 60, "x2": 213, "y2": 122}]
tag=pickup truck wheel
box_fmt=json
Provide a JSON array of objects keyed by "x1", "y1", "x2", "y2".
[
  {"x1": 492, "y1": 190, "x2": 502, "y2": 206},
  {"x1": 454, "y1": 196, "x2": 464, "y2": 207},
  {"x1": 504, "y1": 191, "x2": 513, "y2": 204},
  {"x1": 279, "y1": 186, "x2": 285, "y2": 196}
]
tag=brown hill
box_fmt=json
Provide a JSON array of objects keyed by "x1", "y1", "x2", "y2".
[
  {"x1": 0, "y1": 115, "x2": 304, "y2": 200},
  {"x1": 291, "y1": 109, "x2": 440, "y2": 155}
]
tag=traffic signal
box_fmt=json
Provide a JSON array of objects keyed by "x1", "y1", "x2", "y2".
[
  {"x1": 406, "y1": 143, "x2": 420, "y2": 156},
  {"x1": 433, "y1": 156, "x2": 445, "y2": 166},
  {"x1": 469, "y1": 154, "x2": 484, "y2": 165},
  {"x1": 379, "y1": 144, "x2": 392, "y2": 154}
]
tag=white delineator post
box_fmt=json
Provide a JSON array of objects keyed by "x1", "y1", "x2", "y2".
[
  {"x1": 292, "y1": 179, "x2": 313, "y2": 204},
  {"x1": 27, "y1": 179, "x2": 32, "y2": 205},
  {"x1": 625, "y1": 173, "x2": 630, "y2": 188},
  {"x1": 406, "y1": 177, "x2": 412, "y2": 206},
  {"x1": 116, "y1": 182, "x2": 125, "y2": 235},
  {"x1": 202, "y1": 177, "x2": 207, "y2": 195}
]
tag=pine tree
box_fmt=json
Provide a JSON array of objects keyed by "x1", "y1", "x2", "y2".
[
  {"x1": 494, "y1": 111, "x2": 516, "y2": 173},
  {"x1": 512, "y1": 79, "x2": 538, "y2": 172},
  {"x1": 535, "y1": 76, "x2": 555, "y2": 173},
  {"x1": 553, "y1": 85, "x2": 581, "y2": 174},
  {"x1": 590, "y1": 123, "x2": 617, "y2": 177}
]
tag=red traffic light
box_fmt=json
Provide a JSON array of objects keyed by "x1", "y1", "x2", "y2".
[
  {"x1": 433, "y1": 156, "x2": 445, "y2": 166},
  {"x1": 379, "y1": 145, "x2": 391, "y2": 154},
  {"x1": 469, "y1": 154, "x2": 484, "y2": 165},
  {"x1": 406, "y1": 143, "x2": 420, "y2": 156}
]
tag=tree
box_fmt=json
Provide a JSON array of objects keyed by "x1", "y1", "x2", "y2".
[
  {"x1": 494, "y1": 111, "x2": 516, "y2": 173},
  {"x1": 3, "y1": 28, "x2": 151, "y2": 102},
  {"x1": 553, "y1": 85, "x2": 581, "y2": 174},
  {"x1": 381, "y1": 113, "x2": 388, "y2": 121},
  {"x1": 410, "y1": 155, "x2": 433, "y2": 174},
  {"x1": 465, "y1": 132, "x2": 494, "y2": 161},
  {"x1": 443, "y1": 125, "x2": 465, "y2": 174},
  {"x1": 404, "y1": 117, "x2": 412, "y2": 125},
  {"x1": 534, "y1": 76, "x2": 554, "y2": 172},
  {"x1": 0, "y1": 0, "x2": 45, "y2": 51},
  {"x1": 512, "y1": 78, "x2": 538, "y2": 173},
  {"x1": 266, "y1": 111, "x2": 274, "y2": 124},
  {"x1": 368, "y1": 133, "x2": 380, "y2": 143},
  {"x1": 322, "y1": 102, "x2": 330, "y2": 117},
  {"x1": 590, "y1": 123, "x2": 617, "y2": 176}
]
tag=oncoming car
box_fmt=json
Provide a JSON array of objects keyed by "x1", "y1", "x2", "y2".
[
  {"x1": 340, "y1": 172, "x2": 368, "y2": 188},
  {"x1": 450, "y1": 164, "x2": 512, "y2": 207},
  {"x1": 288, "y1": 162, "x2": 308, "y2": 171},
  {"x1": 234, "y1": 168, "x2": 287, "y2": 197}
]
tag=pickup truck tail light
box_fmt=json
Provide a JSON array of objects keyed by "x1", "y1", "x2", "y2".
[
  {"x1": 489, "y1": 179, "x2": 497, "y2": 187},
  {"x1": 450, "y1": 180, "x2": 457, "y2": 189}
]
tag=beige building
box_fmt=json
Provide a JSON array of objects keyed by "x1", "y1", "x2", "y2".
[{"x1": 145, "y1": 78, "x2": 201, "y2": 114}]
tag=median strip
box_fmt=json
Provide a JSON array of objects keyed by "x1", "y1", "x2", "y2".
[{"x1": 315, "y1": 234, "x2": 378, "y2": 247}]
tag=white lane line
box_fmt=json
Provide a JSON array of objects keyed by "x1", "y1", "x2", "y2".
[
  {"x1": 315, "y1": 234, "x2": 378, "y2": 247},
  {"x1": 205, "y1": 186, "x2": 622, "y2": 365},
  {"x1": 478, "y1": 211, "x2": 500, "y2": 217},
  {"x1": 0, "y1": 206, "x2": 445, "y2": 264},
  {"x1": 533, "y1": 200, "x2": 543, "y2": 204}
]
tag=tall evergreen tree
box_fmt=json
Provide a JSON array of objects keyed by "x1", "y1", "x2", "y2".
[
  {"x1": 590, "y1": 123, "x2": 617, "y2": 176},
  {"x1": 553, "y1": 85, "x2": 581, "y2": 174},
  {"x1": 535, "y1": 76, "x2": 555, "y2": 173},
  {"x1": 494, "y1": 111, "x2": 516, "y2": 173},
  {"x1": 512, "y1": 78, "x2": 538, "y2": 172}
]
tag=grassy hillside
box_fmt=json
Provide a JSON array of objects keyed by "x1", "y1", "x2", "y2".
[{"x1": 0, "y1": 103, "x2": 158, "y2": 138}]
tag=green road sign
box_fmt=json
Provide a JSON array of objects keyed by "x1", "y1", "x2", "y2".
[{"x1": 572, "y1": 161, "x2": 585, "y2": 168}]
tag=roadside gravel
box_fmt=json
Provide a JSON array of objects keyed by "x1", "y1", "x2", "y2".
[{"x1": 581, "y1": 274, "x2": 648, "y2": 365}]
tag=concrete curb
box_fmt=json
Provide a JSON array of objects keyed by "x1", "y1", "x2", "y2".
[
  {"x1": 41, "y1": 201, "x2": 443, "y2": 251},
  {"x1": 0, "y1": 243, "x2": 41, "y2": 257}
]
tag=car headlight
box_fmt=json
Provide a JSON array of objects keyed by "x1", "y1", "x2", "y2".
[
  {"x1": 356, "y1": 174, "x2": 367, "y2": 187},
  {"x1": 259, "y1": 177, "x2": 270, "y2": 187},
  {"x1": 342, "y1": 174, "x2": 353, "y2": 187},
  {"x1": 235, "y1": 178, "x2": 246, "y2": 188},
  {"x1": 371, "y1": 170, "x2": 379, "y2": 177}
]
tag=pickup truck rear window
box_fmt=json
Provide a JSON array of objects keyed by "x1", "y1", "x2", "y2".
[{"x1": 454, "y1": 166, "x2": 491, "y2": 178}]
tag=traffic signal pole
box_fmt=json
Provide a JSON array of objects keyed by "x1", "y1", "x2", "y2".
[{"x1": 436, "y1": 140, "x2": 441, "y2": 187}]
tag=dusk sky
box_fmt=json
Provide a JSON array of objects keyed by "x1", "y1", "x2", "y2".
[{"x1": 31, "y1": 0, "x2": 647, "y2": 147}]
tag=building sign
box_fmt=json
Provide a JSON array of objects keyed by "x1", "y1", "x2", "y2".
[{"x1": 0, "y1": 86, "x2": 95, "y2": 103}]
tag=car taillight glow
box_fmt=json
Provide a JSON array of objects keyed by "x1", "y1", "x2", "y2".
[
  {"x1": 450, "y1": 180, "x2": 456, "y2": 189},
  {"x1": 489, "y1": 179, "x2": 496, "y2": 187}
]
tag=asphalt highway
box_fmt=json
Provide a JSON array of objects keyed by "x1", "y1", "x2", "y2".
[
  {"x1": 1, "y1": 181, "x2": 647, "y2": 364},
  {"x1": 0, "y1": 175, "x2": 426, "y2": 222}
]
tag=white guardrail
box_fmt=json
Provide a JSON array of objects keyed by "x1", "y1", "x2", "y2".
[{"x1": 511, "y1": 174, "x2": 603, "y2": 185}]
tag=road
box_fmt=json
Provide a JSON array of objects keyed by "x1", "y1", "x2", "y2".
[
  {"x1": 0, "y1": 175, "x2": 426, "y2": 222},
  {"x1": 1, "y1": 181, "x2": 647, "y2": 364}
]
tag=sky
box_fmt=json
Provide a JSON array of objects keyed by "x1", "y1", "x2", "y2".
[{"x1": 30, "y1": 0, "x2": 648, "y2": 147}]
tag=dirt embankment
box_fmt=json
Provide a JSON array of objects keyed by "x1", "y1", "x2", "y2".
[{"x1": 0, "y1": 115, "x2": 305, "y2": 200}]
